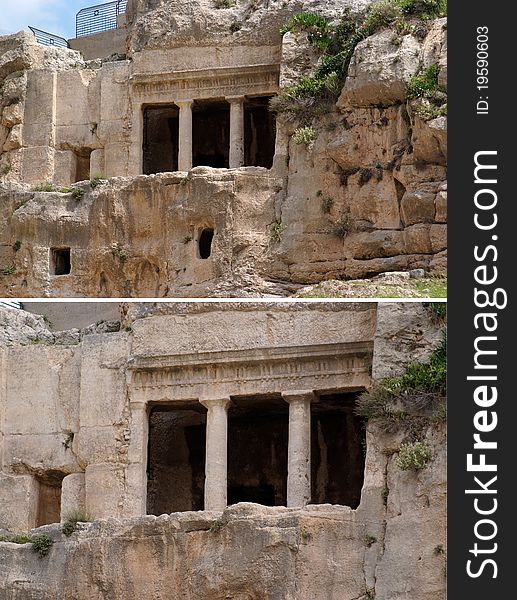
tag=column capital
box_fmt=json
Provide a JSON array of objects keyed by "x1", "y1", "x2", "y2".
[
  {"x1": 226, "y1": 95, "x2": 246, "y2": 103},
  {"x1": 176, "y1": 99, "x2": 194, "y2": 107},
  {"x1": 199, "y1": 397, "x2": 231, "y2": 411},
  {"x1": 281, "y1": 390, "x2": 315, "y2": 404}
]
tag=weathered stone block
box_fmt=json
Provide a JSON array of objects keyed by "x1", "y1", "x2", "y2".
[
  {"x1": 61, "y1": 473, "x2": 86, "y2": 521},
  {"x1": 400, "y1": 191, "x2": 436, "y2": 226}
]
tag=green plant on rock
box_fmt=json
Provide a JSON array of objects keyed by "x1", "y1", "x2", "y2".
[
  {"x1": 209, "y1": 519, "x2": 224, "y2": 532},
  {"x1": 214, "y1": 0, "x2": 235, "y2": 8},
  {"x1": 13, "y1": 240, "x2": 22, "y2": 251},
  {"x1": 1, "y1": 161, "x2": 12, "y2": 176},
  {"x1": 90, "y1": 175, "x2": 105, "y2": 189},
  {"x1": 269, "y1": 220, "x2": 286, "y2": 243},
  {"x1": 407, "y1": 64, "x2": 446, "y2": 100},
  {"x1": 2, "y1": 264, "x2": 16, "y2": 276},
  {"x1": 31, "y1": 534, "x2": 54, "y2": 558},
  {"x1": 111, "y1": 243, "x2": 128, "y2": 262},
  {"x1": 331, "y1": 213, "x2": 354, "y2": 238},
  {"x1": 34, "y1": 183, "x2": 56, "y2": 192},
  {"x1": 396, "y1": 440, "x2": 431, "y2": 470},
  {"x1": 397, "y1": 0, "x2": 447, "y2": 18},
  {"x1": 356, "y1": 333, "x2": 446, "y2": 435},
  {"x1": 365, "y1": 534, "x2": 377, "y2": 547},
  {"x1": 280, "y1": 12, "x2": 334, "y2": 51},
  {"x1": 62, "y1": 510, "x2": 92, "y2": 537},
  {"x1": 72, "y1": 188, "x2": 85, "y2": 200},
  {"x1": 62, "y1": 432, "x2": 74, "y2": 450},
  {"x1": 320, "y1": 195, "x2": 334, "y2": 214},
  {"x1": 293, "y1": 126, "x2": 316, "y2": 146},
  {"x1": 9, "y1": 534, "x2": 29, "y2": 544}
]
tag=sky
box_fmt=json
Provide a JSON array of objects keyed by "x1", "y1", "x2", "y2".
[{"x1": 0, "y1": 0, "x2": 91, "y2": 40}]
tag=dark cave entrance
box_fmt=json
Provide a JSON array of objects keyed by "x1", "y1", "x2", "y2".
[
  {"x1": 198, "y1": 228, "x2": 214, "y2": 259},
  {"x1": 143, "y1": 105, "x2": 180, "y2": 174},
  {"x1": 74, "y1": 149, "x2": 92, "y2": 182},
  {"x1": 244, "y1": 96, "x2": 276, "y2": 169},
  {"x1": 311, "y1": 392, "x2": 366, "y2": 509},
  {"x1": 146, "y1": 405, "x2": 206, "y2": 514},
  {"x1": 192, "y1": 100, "x2": 230, "y2": 168},
  {"x1": 50, "y1": 248, "x2": 71, "y2": 276},
  {"x1": 36, "y1": 471, "x2": 65, "y2": 527},
  {"x1": 228, "y1": 395, "x2": 288, "y2": 506}
]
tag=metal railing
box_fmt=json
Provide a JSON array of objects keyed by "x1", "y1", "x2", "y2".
[
  {"x1": 76, "y1": 0, "x2": 128, "y2": 38},
  {"x1": 28, "y1": 26, "x2": 70, "y2": 49},
  {"x1": 0, "y1": 301, "x2": 22, "y2": 310}
]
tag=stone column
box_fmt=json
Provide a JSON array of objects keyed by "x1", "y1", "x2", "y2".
[
  {"x1": 200, "y1": 398, "x2": 231, "y2": 511},
  {"x1": 177, "y1": 100, "x2": 193, "y2": 172},
  {"x1": 282, "y1": 391, "x2": 314, "y2": 507},
  {"x1": 227, "y1": 96, "x2": 245, "y2": 168}
]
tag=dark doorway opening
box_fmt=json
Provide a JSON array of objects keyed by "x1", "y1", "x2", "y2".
[
  {"x1": 147, "y1": 405, "x2": 206, "y2": 514},
  {"x1": 51, "y1": 248, "x2": 71, "y2": 275},
  {"x1": 244, "y1": 96, "x2": 276, "y2": 168},
  {"x1": 198, "y1": 228, "x2": 214, "y2": 259},
  {"x1": 311, "y1": 392, "x2": 366, "y2": 508},
  {"x1": 192, "y1": 100, "x2": 230, "y2": 168},
  {"x1": 228, "y1": 395, "x2": 288, "y2": 506},
  {"x1": 36, "y1": 471, "x2": 65, "y2": 527},
  {"x1": 74, "y1": 149, "x2": 92, "y2": 182},
  {"x1": 143, "y1": 105, "x2": 179, "y2": 175}
]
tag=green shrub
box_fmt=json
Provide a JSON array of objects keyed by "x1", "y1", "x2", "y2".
[
  {"x1": 209, "y1": 519, "x2": 224, "y2": 532},
  {"x1": 364, "y1": 0, "x2": 403, "y2": 33},
  {"x1": 13, "y1": 240, "x2": 22, "y2": 251},
  {"x1": 293, "y1": 126, "x2": 316, "y2": 146},
  {"x1": 90, "y1": 175, "x2": 105, "y2": 189},
  {"x1": 365, "y1": 534, "x2": 377, "y2": 547},
  {"x1": 396, "y1": 441, "x2": 431, "y2": 470},
  {"x1": 214, "y1": 0, "x2": 235, "y2": 8},
  {"x1": 331, "y1": 213, "x2": 354, "y2": 238},
  {"x1": 111, "y1": 243, "x2": 128, "y2": 262},
  {"x1": 62, "y1": 511, "x2": 92, "y2": 537},
  {"x1": 407, "y1": 64, "x2": 446, "y2": 100},
  {"x1": 34, "y1": 183, "x2": 56, "y2": 192},
  {"x1": 10, "y1": 534, "x2": 29, "y2": 544},
  {"x1": 397, "y1": 0, "x2": 447, "y2": 18},
  {"x1": 320, "y1": 195, "x2": 334, "y2": 213},
  {"x1": 356, "y1": 333, "x2": 446, "y2": 433},
  {"x1": 1, "y1": 264, "x2": 16, "y2": 276},
  {"x1": 31, "y1": 534, "x2": 54, "y2": 557},
  {"x1": 280, "y1": 12, "x2": 333, "y2": 51},
  {"x1": 72, "y1": 188, "x2": 85, "y2": 200},
  {"x1": 269, "y1": 221, "x2": 286, "y2": 243}
]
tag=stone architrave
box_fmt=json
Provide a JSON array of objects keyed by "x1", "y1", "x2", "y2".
[
  {"x1": 199, "y1": 397, "x2": 231, "y2": 511},
  {"x1": 282, "y1": 390, "x2": 314, "y2": 507}
]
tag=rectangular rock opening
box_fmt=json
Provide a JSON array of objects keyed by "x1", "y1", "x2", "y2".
[
  {"x1": 311, "y1": 392, "x2": 366, "y2": 509},
  {"x1": 244, "y1": 96, "x2": 276, "y2": 168},
  {"x1": 50, "y1": 247, "x2": 71, "y2": 275},
  {"x1": 143, "y1": 105, "x2": 179, "y2": 175},
  {"x1": 228, "y1": 395, "x2": 288, "y2": 506},
  {"x1": 192, "y1": 100, "x2": 230, "y2": 168},
  {"x1": 74, "y1": 149, "x2": 92, "y2": 182},
  {"x1": 36, "y1": 472, "x2": 65, "y2": 527},
  {"x1": 147, "y1": 404, "x2": 206, "y2": 514}
]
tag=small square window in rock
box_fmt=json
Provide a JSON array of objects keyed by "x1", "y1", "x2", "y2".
[
  {"x1": 51, "y1": 248, "x2": 71, "y2": 275},
  {"x1": 198, "y1": 228, "x2": 214, "y2": 260}
]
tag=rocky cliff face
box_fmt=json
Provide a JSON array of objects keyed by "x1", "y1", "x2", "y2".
[
  {"x1": 0, "y1": 302, "x2": 446, "y2": 600},
  {"x1": 0, "y1": 2, "x2": 447, "y2": 296}
]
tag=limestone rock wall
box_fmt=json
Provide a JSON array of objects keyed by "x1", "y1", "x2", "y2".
[
  {"x1": 0, "y1": 302, "x2": 446, "y2": 600},
  {"x1": 0, "y1": 5, "x2": 446, "y2": 296}
]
